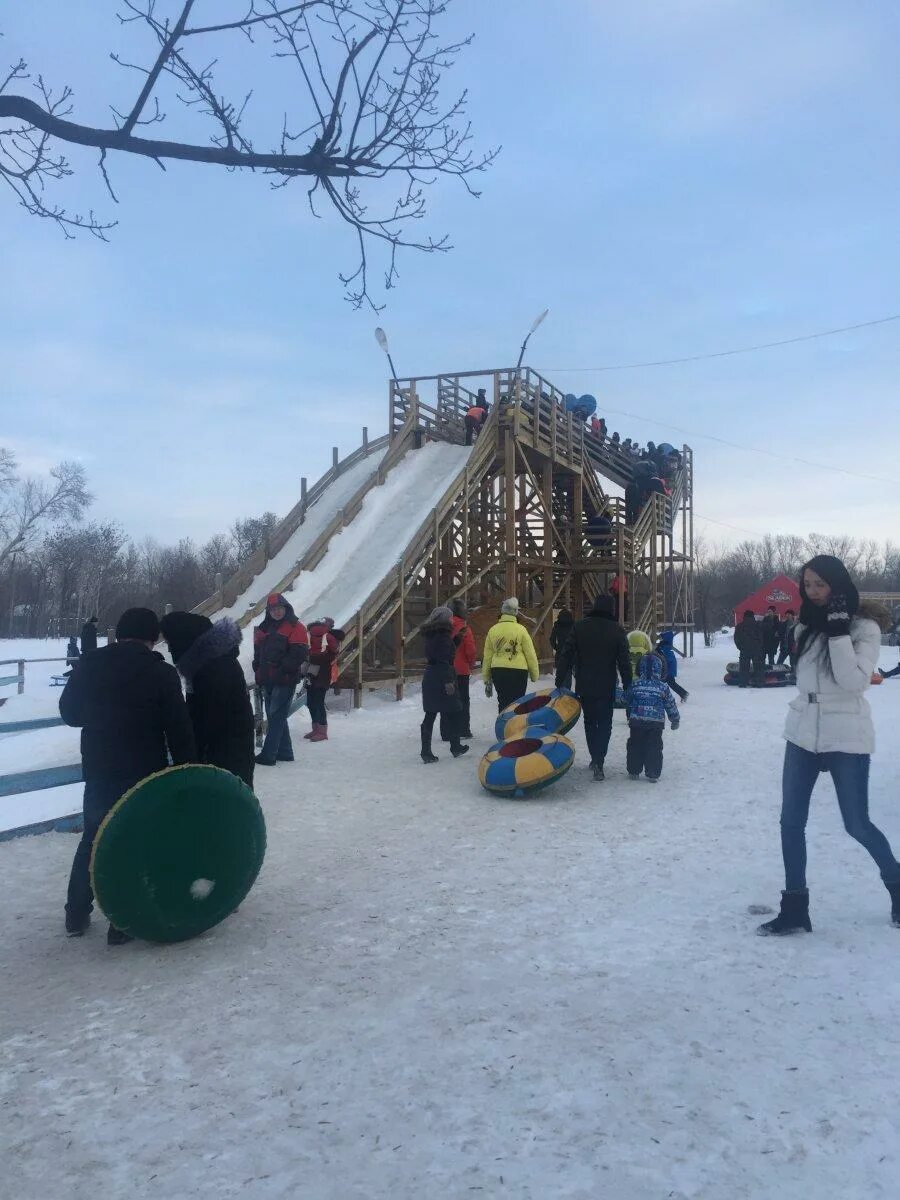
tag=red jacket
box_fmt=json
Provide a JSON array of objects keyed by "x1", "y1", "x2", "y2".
[
  {"x1": 253, "y1": 601, "x2": 309, "y2": 687},
  {"x1": 451, "y1": 615, "x2": 477, "y2": 676},
  {"x1": 307, "y1": 620, "x2": 345, "y2": 687}
]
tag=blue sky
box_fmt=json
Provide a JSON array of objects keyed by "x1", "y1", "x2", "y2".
[{"x1": 2, "y1": 0, "x2": 899, "y2": 547}]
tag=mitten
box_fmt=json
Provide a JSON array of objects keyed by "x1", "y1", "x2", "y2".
[
  {"x1": 484, "y1": 680, "x2": 493, "y2": 698},
  {"x1": 444, "y1": 682, "x2": 456, "y2": 696},
  {"x1": 826, "y1": 594, "x2": 851, "y2": 637}
]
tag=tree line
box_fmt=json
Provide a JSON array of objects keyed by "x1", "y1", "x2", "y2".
[
  {"x1": 1, "y1": 447, "x2": 278, "y2": 638},
  {"x1": 694, "y1": 533, "x2": 900, "y2": 644}
]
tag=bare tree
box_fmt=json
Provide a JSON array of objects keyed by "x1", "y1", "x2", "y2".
[
  {"x1": 0, "y1": 451, "x2": 92, "y2": 568},
  {"x1": 0, "y1": 1, "x2": 497, "y2": 307}
]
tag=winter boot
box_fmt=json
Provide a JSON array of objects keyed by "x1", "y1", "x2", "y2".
[
  {"x1": 420, "y1": 726, "x2": 439, "y2": 764},
  {"x1": 757, "y1": 890, "x2": 812, "y2": 936},
  {"x1": 628, "y1": 774, "x2": 640, "y2": 782},
  {"x1": 65, "y1": 912, "x2": 90, "y2": 937},
  {"x1": 592, "y1": 763, "x2": 605, "y2": 782},
  {"x1": 308, "y1": 724, "x2": 328, "y2": 742},
  {"x1": 255, "y1": 754, "x2": 276, "y2": 766},
  {"x1": 303, "y1": 729, "x2": 316, "y2": 740},
  {"x1": 450, "y1": 741, "x2": 470, "y2": 759},
  {"x1": 107, "y1": 924, "x2": 134, "y2": 947},
  {"x1": 887, "y1": 878, "x2": 900, "y2": 927}
]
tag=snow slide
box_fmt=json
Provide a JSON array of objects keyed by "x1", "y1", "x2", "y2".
[{"x1": 215, "y1": 446, "x2": 388, "y2": 624}]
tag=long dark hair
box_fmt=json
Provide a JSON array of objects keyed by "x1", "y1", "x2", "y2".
[{"x1": 794, "y1": 554, "x2": 859, "y2": 663}]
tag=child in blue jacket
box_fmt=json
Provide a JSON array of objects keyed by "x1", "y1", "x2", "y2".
[
  {"x1": 624, "y1": 653, "x2": 680, "y2": 782},
  {"x1": 655, "y1": 629, "x2": 688, "y2": 701}
]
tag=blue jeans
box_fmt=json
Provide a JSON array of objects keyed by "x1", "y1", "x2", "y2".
[
  {"x1": 260, "y1": 684, "x2": 296, "y2": 763},
  {"x1": 66, "y1": 777, "x2": 134, "y2": 922},
  {"x1": 780, "y1": 742, "x2": 900, "y2": 891},
  {"x1": 307, "y1": 687, "x2": 328, "y2": 726}
]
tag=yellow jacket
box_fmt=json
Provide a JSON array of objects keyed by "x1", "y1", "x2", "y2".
[{"x1": 482, "y1": 614, "x2": 540, "y2": 682}]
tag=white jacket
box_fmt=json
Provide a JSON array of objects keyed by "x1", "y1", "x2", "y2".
[{"x1": 783, "y1": 610, "x2": 883, "y2": 755}]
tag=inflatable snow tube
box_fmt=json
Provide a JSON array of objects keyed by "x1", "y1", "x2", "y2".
[
  {"x1": 495, "y1": 687, "x2": 582, "y2": 741},
  {"x1": 564, "y1": 393, "x2": 597, "y2": 419},
  {"x1": 479, "y1": 733, "x2": 576, "y2": 799},
  {"x1": 724, "y1": 663, "x2": 795, "y2": 688},
  {"x1": 91, "y1": 765, "x2": 266, "y2": 943}
]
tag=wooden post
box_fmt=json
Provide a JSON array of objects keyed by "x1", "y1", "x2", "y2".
[
  {"x1": 396, "y1": 560, "x2": 406, "y2": 701},
  {"x1": 572, "y1": 472, "x2": 584, "y2": 618},
  {"x1": 542, "y1": 459, "x2": 554, "y2": 624},
  {"x1": 504, "y1": 431, "x2": 517, "y2": 597},
  {"x1": 17, "y1": 660, "x2": 24, "y2": 695},
  {"x1": 332, "y1": 446, "x2": 339, "y2": 470},
  {"x1": 354, "y1": 611, "x2": 364, "y2": 708},
  {"x1": 432, "y1": 511, "x2": 441, "y2": 609},
  {"x1": 362, "y1": 426, "x2": 368, "y2": 450},
  {"x1": 300, "y1": 476, "x2": 308, "y2": 506}
]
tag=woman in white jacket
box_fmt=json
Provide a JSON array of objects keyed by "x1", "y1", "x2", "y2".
[{"x1": 759, "y1": 555, "x2": 900, "y2": 935}]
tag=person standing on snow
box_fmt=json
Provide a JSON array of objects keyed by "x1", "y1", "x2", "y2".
[
  {"x1": 777, "y1": 609, "x2": 797, "y2": 667},
  {"x1": 64, "y1": 635, "x2": 80, "y2": 677},
  {"x1": 757, "y1": 555, "x2": 900, "y2": 935},
  {"x1": 554, "y1": 594, "x2": 632, "y2": 782},
  {"x1": 160, "y1": 612, "x2": 255, "y2": 788},
  {"x1": 252, "y1": 593, "x2": 309, "y2": 767},
  {"x1": 441, "y1": 598, "x2": 477, "y2": 741},
  {"x1": 734, "y1": 611, "x2": 765, "y2": 687},
  {"x1": 80, "y1": 614, "x2": 99, "y2": 655},
  {"x1": 420, "y1": 606, "x2": 469, "y2": 763},
  {"x1": 624, "y1": 653, "x2": 680, "y2": 782},
  {"x1": 60, "y1": 607, "x2": 196, "y2": 945},
  {"x1": 305, "y1": 616, "x2": 346, "y2": 742},
  {"x1": 481, "y1": 598, "x2": 540, "y2": 711},
  {"x1": 761, "y1": 606, "x2": 780, "y2": 668},
  {"x1": 550, "y1": 608, "x2": 575, "y2": 690},
  {"x1": 655, "y1": 630, "x2": 688, "y2": 701}
]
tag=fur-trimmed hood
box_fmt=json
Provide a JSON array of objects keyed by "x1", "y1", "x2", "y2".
[
  {"x1": 176, "y1": 617, "x2": 242, "y2": 682},
  {"x1": 858, "y1": 599, "x2": 891, "y2": 633}
]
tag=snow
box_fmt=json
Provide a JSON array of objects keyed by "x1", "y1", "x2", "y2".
[
  {"x1": 3, "y1": 637, "x2": 900, "y2": 1198},
  {"x1": 261, "y1": 439, "x2": 471, "y2": 632},
  {"x1": 0, "y1": 782, "x2": 82, "y2": 835},
  {"x1": 215, "y1": 448, "x2": 387, "y2": 624}
]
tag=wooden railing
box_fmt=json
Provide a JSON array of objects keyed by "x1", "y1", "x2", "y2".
[{"x1": 193, "y1": 433, "x2": 390, "y2": 619}]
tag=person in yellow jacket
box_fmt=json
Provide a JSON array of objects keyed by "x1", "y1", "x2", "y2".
[{"x1": 482, "y1": 598, "x2": 540, "y2": 711}]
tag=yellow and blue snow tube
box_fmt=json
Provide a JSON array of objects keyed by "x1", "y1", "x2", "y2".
[
  {"x1": 478, "y1": 733, "x2": 576, "y2": 798},
  {"x1": 495, "y1": 687, "x2": 582, "y2": 741}
]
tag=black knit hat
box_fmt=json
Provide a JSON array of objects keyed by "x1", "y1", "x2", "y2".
[
  {"x1": 116, "y1": 607, "x2": 161, "y2": 643},
  {"x1": 593, "y1": 594, "x2": 616, "y2": 618},
  {"x1": 159, "y1": 611, "x2": 213, "y2": 663}
]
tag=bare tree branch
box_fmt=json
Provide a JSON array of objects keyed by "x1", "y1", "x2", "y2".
[{"x1": 0, "y1": 0, "x2": 498, "y2": 306}]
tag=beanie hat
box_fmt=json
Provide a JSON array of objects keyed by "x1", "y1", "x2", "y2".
[
  {"x1": 159, "y1": 611, "x2": 213, "y2": 663},
  {"x1": 267, "y1": 593, "x2": 286, "y2": 609},
  {"x1": 592, "y1": 595, "x2": 616, "y2": 618},
  {"x1": 426, "y1": 605, "x2": 453, "y2": 627},
  {"x1": 450, "y1": 598, "x2": 468, "y2": 618},
  {"x1": 501, "y1": 597, "x2": 519, "y2": 616},
  {"x1": 116, "y1": 607, "x2": 161, "y2": 643}
]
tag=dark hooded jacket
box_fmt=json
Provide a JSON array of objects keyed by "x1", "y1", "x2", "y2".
[
  {"x1": 421, "y1": 619, "x2": 462, "y2": 715},
  {"x1": 80, "y1": 619, "x2": 99, "y2": 655},
  {"x1": 60, "y1": 641, "x2": 196, "y2": 784},
  {"x1": 161, "y1": 613, "x2": 255, "y2": 788},
  {"x1": 252, "y1": 594, "x2": 309, "y2": 688},
  {"x1": 555, "y1": 596, "x2": 632, "y2": 700},
  {"x1": 734, "y1": 614, "x2": 764, "y2": 654},
  {"x1": 549, "y1": 610, "x2": 574, "y2": 655}
]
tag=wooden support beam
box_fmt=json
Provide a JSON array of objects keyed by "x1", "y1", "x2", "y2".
[{"x1": 504, "y1": 432, "x2": 517, "y2": 597}]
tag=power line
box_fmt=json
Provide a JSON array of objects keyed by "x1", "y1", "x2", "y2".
[
  {"x1": 542, "y1": 313, "x2": 900, "y2": 373},
  {"x1": 598, "y1": 405, "x2": 898, "y2": 486}
]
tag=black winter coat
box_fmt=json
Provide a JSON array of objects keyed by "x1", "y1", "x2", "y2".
[
  {"x1": 734, "y1": 616, "x2": 764, "y2": 653},
  {"x1": 549, "y1": 616, "x2": 574, "y2": 654},
  {"x1": 80, "y1": 620, "x2": 98, "y2": 654},
  {"x1": 421, "y1": 624, "x2": 462, "y2": 715},
  {"x1": 175, "y1": 619, "x2": 255, "y2": 788},
  {"x1": 761, "y1": 615, "x2": 780, "y2": 652},
  {"x1": 555, "y1": 610, "x2": 632, "y2": 700},
  {"x1": 60, "y1": 642, "x2": 196, "y2": 784}
]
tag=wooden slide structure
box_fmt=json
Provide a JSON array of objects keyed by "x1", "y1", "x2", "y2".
[{"x1": 195, "y1": 366, "x2": 695, "y2": 703}]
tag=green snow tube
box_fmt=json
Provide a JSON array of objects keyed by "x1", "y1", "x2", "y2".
[{"x1": 90, "y1": 765, "x2": 266, "y2": 943}]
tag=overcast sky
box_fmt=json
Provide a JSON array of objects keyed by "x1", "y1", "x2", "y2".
[{"x1": 2, "y1": 0, "x2": 899, "y2": 550}]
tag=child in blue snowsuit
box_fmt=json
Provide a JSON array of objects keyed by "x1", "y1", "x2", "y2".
[
  {"x1": 655, "y1": 629, "x2": 688, "y2": 701},
  {"x1": 624, "y1": 652, "x2": 680, "y2": 782}
]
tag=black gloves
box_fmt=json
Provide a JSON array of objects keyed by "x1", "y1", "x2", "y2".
[{"x1": 826, "y1": 594, "x2": 851, "y2": 638}]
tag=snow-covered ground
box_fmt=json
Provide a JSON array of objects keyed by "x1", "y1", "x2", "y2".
[{"x1": 2, "y1": 638, "x2": 900, "y2": 1199}]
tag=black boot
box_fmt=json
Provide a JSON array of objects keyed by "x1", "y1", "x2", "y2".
[
  {"x1": 107, "y1": 924, "x2": 134, "y2": 946},
  {"x1": 65, "y1": 912, "x2": 90, "y2": 938},
  {"x1": 420, "y1": 724, "x2": 438, "y2": 764},
  {"x1": 450, "y1": 741, "x2": 470, "y2": 758},
  {"x1": 757, "y1": 890, "x2": 811, "y2": 936},
  {"x1": 887, "y1": 878, "x2": 900, "y2": 927}
]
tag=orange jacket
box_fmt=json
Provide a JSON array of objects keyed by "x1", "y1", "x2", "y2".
[{"x1": 451, "y1": 615, "x2": 477, "y2": 676}]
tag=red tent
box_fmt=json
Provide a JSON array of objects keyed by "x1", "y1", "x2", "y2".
[{"x1": 733, "y1": 574, "x2": 802, "y2": 625}]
